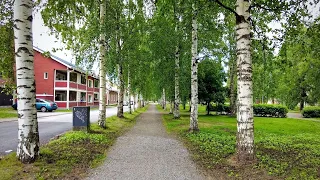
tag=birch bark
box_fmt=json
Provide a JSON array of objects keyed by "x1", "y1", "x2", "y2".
[
  {"x1": 138, "y1": 93, "x2": 141, "y2": 108},
  {"x1": 128, "y1": 68, "x2": 132, "y2": 114},
  {"x1": 117, "y1": 64, "x2": 124, "y2": 118},
  {"x1": 174, "y1": 12, "x2": 180, "y2": 119},
  {"x1": 235, "y1": 0, "x2": 254, "y2": 161},
  {"x1": 174, "y1": 40, "x2": 180, "y2": 118},
  {"x1": 98, "y1": 0, "x2": 107, "y2": 128},
  {"x1": 162, "y1": 88, "x2": 166, "y2": 110},
  {"x1": 133, "y1": 94, "x2": 136, "y2": 111},
  {"x1": 189, "y1": 2, "x2": 199, "y2": 132},
  {"x1": 14, "y1": 0, "x2": 40, "y2": 163}
]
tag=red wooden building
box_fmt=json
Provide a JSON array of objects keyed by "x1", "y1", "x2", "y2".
[{"x1": 33, "y1": 47, "x2": 117, "y2": 109}]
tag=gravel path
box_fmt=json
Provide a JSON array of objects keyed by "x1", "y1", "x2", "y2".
[
  {"x1": 287, "y1": 112, "x2": 320, "y2": 122},
  {"x1": 86, "y1": 104, "x2": 206, "y2": 180}
]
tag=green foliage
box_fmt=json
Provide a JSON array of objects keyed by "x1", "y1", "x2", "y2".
[
  {"x1": 160, "y1": 104, "x2": 320, "y2": 179},
  {"x1": 253, "y1": 104, "x2": 288, "y2": 118},
  {"x1": 302, "y1": 106, "x2": 320, "y2": 118},
  {"x1": 186, "y1": 132, "x2": 235, "y2": 165},
  {"x1": 207, "y1": 103, "x2": 230, "y2": 114},
  {"x1": 198, "y1": 59, "x2": 226, "y2": 106}
]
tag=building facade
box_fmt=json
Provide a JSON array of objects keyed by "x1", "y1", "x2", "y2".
[{"x1": 33, "y1": 47, "x2": 117, "y2": 109}]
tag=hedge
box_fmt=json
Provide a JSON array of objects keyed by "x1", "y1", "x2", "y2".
[
  {"x1": 207, "y1": 103, "x2": 230, "y2": 113},
  {"x1": 207, "y1": 103, "x2": 288, "y2": 118},
  {"x1": 302, "y1": 107, "x2": 320, "y2": 118},
  {"x1": 253, "y1": 104, "x2": 288, "y2": 118}
]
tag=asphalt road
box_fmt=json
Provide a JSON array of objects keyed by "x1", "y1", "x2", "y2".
[{"x1": 0, "y1": 106, "x2": 128, "y2": 156}]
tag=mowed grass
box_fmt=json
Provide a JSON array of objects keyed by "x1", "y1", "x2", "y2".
[
  {"x1": 0, "y1": 105, "x2": 149, "y2": 180},
  {"x1": 159, "y1": 104, "x2": 320, "y2": 179},
  {"x1": 0, "y1": 107, "x2": 17, "y2": 119}
]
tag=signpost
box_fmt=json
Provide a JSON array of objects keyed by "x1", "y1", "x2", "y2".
[{"x1": 73, "y1": 106, "x2": 90, "y2": 131}]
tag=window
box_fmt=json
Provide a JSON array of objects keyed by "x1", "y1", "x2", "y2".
[
  {"x1": 88, "y1": 79, "x2": 93, "y2": 88},
  {"x1": 55, "y1": 70, "x2": 67, "y2": 80},
  {"x1": 88, "y1": 95, "x2": 93, "y2": 103},
  {"x1": 80, "y1": 92, "x2": 86, "y2": 102},
  {"x1": 94, "y1": 94, "x2": 98, "y2": 101},
  {"x1": 44, "y1": 72, "x2": 48, "y2": 79},
  {"x1": 81, "y1": 75, "x2": 86, "y2": 85},
  {"x1": 94, "y1": 80, "x2": 99, "y2": 88},
  {"x1": 69, "y1": 91, "x2": 77, "y2": 101},
  {"x1": 70, "y1": 73, "x2": 77, "y2": 82},
  {"x1": 55, "y1": 91, "x2": 67, "y2": 101}
]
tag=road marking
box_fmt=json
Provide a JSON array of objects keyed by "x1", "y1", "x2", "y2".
[{"x1": 5, "y1": 150, "x2": 13, "y2": 153}]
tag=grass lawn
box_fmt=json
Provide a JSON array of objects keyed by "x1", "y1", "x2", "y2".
[
  {"x1": 55, "y1": 106, "x2": 116, "y2": 112},
  {"x1": 0, "y1": 107, "x2": 17, "y2": 119},
  {"x1": 159, "y1": 104, "x2": 320, "y2": 179},
  {"x1": 0, "y1": 105, "x2": 149, "y2": 180}
]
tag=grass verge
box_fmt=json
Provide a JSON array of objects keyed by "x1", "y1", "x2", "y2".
[
  {"x1": 158, "y1": 104, "x2": 320, "y2": 179},
  {"x1": 0, "y1": 107, "x2": 17, "y2": 119},
  {"x1": 0, "y1": 105, "x2": 149, "y2": 179}
]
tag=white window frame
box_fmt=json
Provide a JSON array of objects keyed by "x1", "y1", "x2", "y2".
[
  {"x1": 88, "y1": 79, "x2": 93, "y2": 88},
  {"x1": 44, "y1": 72, "x2": 48, "y2": 79},
  {"x1": 88, "y1": 94, "x2": 93, "y2": 103}
]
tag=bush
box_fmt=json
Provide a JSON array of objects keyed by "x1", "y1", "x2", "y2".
[
  {"x1": 253, "y1": 104, "x2": 288, "y2": 118},
  {"x1": 302, "y1": 107, "x2": 320, "y2": 118},
  {"x1": 207, "y1": 103, "x2": 230, "y2": 114},
  {"x1": 207, "y1": 103, "x2": 288, "y2": 118}
]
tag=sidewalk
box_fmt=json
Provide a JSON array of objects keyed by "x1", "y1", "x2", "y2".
[
  {"x1": 287, "y1": 112, "x2": 320, "y2": 122},
  {"x1": 86, "y1": 104, "x2": 206, "y2": 180}
]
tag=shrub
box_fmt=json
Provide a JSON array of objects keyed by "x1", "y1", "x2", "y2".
[
  {"x1": 253, "y1": 104, "x2": 288, "y2": 118},
  {"x1": 302, "y1": 107, "x2": 320, "y2": 118},
  {"x1": 207, "y1": 103, "x2": 230, "y2": 113},
  {"x1": 207, "y1": 103, "x2": 288, "y2": 118}
]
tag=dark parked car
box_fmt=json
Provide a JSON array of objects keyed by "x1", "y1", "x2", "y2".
[{"x1": 12, "y1": 98, "x2": 58, "y2": 112}]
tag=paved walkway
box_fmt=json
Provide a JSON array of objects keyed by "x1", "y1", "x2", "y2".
[
  {"x1": 287, "y1": 112, "x2": 320, "y2": 122},
  {"x1": 86, "y1": 104, "x2": 206, "y2": 180}
]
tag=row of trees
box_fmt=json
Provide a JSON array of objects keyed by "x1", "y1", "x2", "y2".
[{"x1": 1, "y1": 0, "x2": 319, "y2": 165}]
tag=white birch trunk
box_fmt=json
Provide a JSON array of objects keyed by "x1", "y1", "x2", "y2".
[
  {"x1": 174, "y1": 37, "x2": 180, "y2": 119},
  {"x1": 162, "y1": 88, "x2": 166, "y2": 110},
  {"x1": 98, "y1": 0, "x2": 107, "y2": 128},
  {"x1": 14, "y1": 0, "x2": 40, "y2": 163},
  {"x1": 189, "y1": 3, "x2": 199, "y2": 132},
  {"x1": 138, "y1": 93, "x2": 141, "y2": 108},
  {"x1": 236, "y1": 0, "x2": 254, "y2": 161},
  {"x1": 169, "y1": 101, "x2": 173, "y2": 114},
  {"x1": 133, "y1": 94, "x2": 136, "y2": 111},
  {"x1": 128, "y1": 68, "x2": 132, "y2": 114},
  {"x1": 117, "y1": 64, "x2": 124, "y2": 118}
]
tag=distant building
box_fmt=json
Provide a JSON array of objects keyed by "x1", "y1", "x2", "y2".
[{"x1": 12, "y1": 47, "x2": 118, "y2": 109}]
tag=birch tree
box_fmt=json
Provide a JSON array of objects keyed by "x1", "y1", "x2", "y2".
[
  {"x1": 234, "y1": 0, "x2": 254, "y2": 161},
  {"x1": 14, "y1": 0, "x2": 40, "y2": 163},
  {"x1": 98, "y1": 0, "x2": 107, "y2": 128},
  {"x1": 189, "y1": 2, "x2": 199, "y2": 132},
  {"x1": 173, "y1": 3, "x2": 180, "y2": 119},
  {"x1": 128, "y1": 68, "x2": 132, "y2": 114}
]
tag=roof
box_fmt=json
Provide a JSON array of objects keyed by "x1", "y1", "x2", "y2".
[{"x1": 33, "y1": 47, "x2": 98, "y2": 79}]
